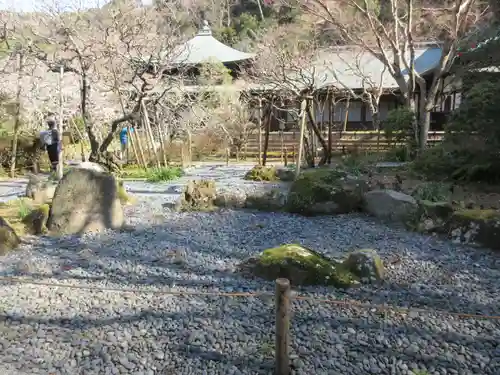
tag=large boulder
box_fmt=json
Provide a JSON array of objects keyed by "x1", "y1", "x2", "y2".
[
  {"x1": 25, "y1": 174, "x2": 57, "y2": 204},
  {"x1": 214, "y1": 188, "x2": 247, "y2": 209},
  {"x1": 175, "y1": 180, "x2": 217, "y2": 212},
  {"x1": 72, "y1": 161, "x2": 107, "y2": 173},
  {"x1": 0, "y1": 216, "x2": 20, "y2": 255},
  {"x1": 363, "y1": 189, "x2": 418, "y2": 221},
  {"x1": 46, "y1": 168, "x2": 124, "y2": 235},
  {"x1": 245, "y1": 189, "x2": 288, "y2": 211},
  {"x1": 238, "y1": 244, "x2": 360, "y2": 288},
  {"x1": 286, "y1": 168, "x2": 369, "y2": 216},
  {"x1": 448, "y1": 209, "x2": 500, "y2": 250}
]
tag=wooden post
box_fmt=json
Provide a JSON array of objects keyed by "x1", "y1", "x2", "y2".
[
  {"x1": 57, "y1": 64, "x2": 64, "y2": 179},
  {"x1": 141, "y1": 100, "x2": 160, "y2": 168},
  {"x1": 295, "y1": 99, "x2": 307, "y2": 179},
  {"x1": 275, "y1": 278, "x2": 291, "y2": 375},
  {"x1": 258, "y1": 97, "x2": 263, "y2": 166},
  {"x1": 127, "y1": 126, "x2": 140, "y2": 167},
  {"x1": 279, "y1": 129, "x2": 284, "y2": 165},
  {"x1": 133, "y1": 127, "x2": 147, "y2": 168}
]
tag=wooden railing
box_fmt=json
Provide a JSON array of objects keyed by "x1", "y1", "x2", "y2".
[{"x1": 243, "y1": 131, "x2": 445, "y2": 155}]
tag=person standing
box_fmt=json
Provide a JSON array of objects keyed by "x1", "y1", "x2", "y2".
[
  {"x1": 119, "y1": 126, "x2": 133, "y2": 162},
  {"x1": 40, "y1": 117, "x2": 61, "y2": 172}
]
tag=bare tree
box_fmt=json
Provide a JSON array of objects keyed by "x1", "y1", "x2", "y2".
[
  {"x1": 30, "y1": 2, "x2": 186, "y2": 170},
  {"x1": 249, "y1": 24, "x2": 330, "y2": 165},
  {"x1": 324, "y1": 48, "x2": 395, "y2": 130},
  {"x1": 301, "y1": 0, "x2": 490, "y2": 149}
]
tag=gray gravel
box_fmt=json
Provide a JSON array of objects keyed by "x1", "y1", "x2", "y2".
[{"x1": 0, "y1": 164, "x2": 499, "y2": 375}]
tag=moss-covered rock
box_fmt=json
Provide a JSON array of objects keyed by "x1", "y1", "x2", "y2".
[
  {"x1": 286, "y1": 168, "x2": 368, "y2": 216},
  {"x1": 244, "y1": 166, "x2": 278, "y2": 182},
  {"x1": 0, "y1": 216, "x2": 20, "y2": 255},
  {"x1": 238, "y1": 244, "x2": 360, "y2": 288},
  {"x1": 175, "y1": 180, "x2": 217, "y2": 212},
  {"x1": 448, "y1": 209, "x2": 500, "y2": 250},
  {"x1": 342, "y1": 249, "x2": 384, "y2": 282},
  {"x1": 412, "y1": 200, "x2": 455, "y2": 232},
  {"x1": 22, "y1": 204, "x2": 50, "y2": 235}
]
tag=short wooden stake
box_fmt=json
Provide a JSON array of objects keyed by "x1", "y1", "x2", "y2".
[{"x1": 275, "y1": 278, "x2": 291, "y2": 375}]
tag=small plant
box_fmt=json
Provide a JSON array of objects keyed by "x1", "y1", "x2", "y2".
[
  {"x1": 146, "y1": 166, "x2": 184, "y2": 182},
  {"x1": 411, "y1": 181, "x2": 451, "y2": 202},
  {"x1": 384, "y1": 146, "x2": 412, "y2": 162},
  {"x1": 340, "y1": 154, "x2": 373, "y2": 176},
  {"x1": 121, "y1": 166, "x2": 184, "y2": 182},
  {"x1": 16, "y1": 198, "x2": 32, "y2": 220}
]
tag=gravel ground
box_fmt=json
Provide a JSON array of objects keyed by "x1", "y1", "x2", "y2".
[{"x1": 0, "y1": 165, "x2": 499, "y2": 375}]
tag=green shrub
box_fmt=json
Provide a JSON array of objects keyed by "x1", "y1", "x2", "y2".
[
  {"x1": 411, "y1": 182, "x2": 451, "y2": 202},
  {"x1": 145, "y1": 167, "x2": 184, "y2": 182},
  {"x1": 121, "y1": 166, "x2": 184, "y2": 182},
  {"x1": 384, "y1": 146, "x2": 411, "y2": 162},
  {"x1": 244, "y1": 166, "x2": 278, "y2": 181},
  {"x1": 340, "y1": 154, "x2": 368, "y2": 176},
  {"x1": 414, "y1": 80, "x2": 500, "y2": 183},
  {"x1": 383, "y1": 107, "x2": 416, "y2": 146}
]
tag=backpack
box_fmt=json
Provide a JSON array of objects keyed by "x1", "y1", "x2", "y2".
[{"x1": 41, "y1": 130, "x2": 56, "y2": 146}]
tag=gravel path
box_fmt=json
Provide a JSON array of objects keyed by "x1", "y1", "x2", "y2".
[{"x1": 0, "y1": 165, "x2": 499, "y2": 375}]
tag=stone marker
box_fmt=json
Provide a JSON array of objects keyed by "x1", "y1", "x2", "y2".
[{"x1": 46, "y1": 168, "x2": 124, "y2": 235}]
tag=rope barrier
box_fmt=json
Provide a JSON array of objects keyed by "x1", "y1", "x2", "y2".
[{"x1": 1, "y1": 276, "x2": 499, "y2": 321}]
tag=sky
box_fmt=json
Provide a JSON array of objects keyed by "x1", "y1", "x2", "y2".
[{"x1": 0, "y1": 0, "x2": 112, "y2": 12}]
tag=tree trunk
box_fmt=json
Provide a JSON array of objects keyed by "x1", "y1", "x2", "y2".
[
  {"x1": 306, "y1": 103, "x2": 328, "y2": 165},
  {"x1": 295, "y1": 99, "x2": 307, "y2": 178},
  {"x1": 141, "y1": 101, "x2": 160, "y2": 168},
  {"x1": 81, "y1": 70, "x2": 99, "y2": 156},
  {"x1": 258, "y1": 97, "x2": 263, "y2": 165},
  {"x1": 187, "y1": 130, "x2": 193, "y2": 166},
  {"x1": 10, "y1": 52, "x2": 24, "y2": 178},
  {"x1": 57, "y1": 64, "x2": 64, "y2": 180},
  {"x1": 262, "y1": 106, "x2": 272, "y2": 167},
  {"x1": 418, "y1": 109, "x2": 431, "y2": 151}
]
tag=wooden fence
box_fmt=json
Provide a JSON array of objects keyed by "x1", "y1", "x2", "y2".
[{"x1": 243, "y1": 131, "x2": 445, "y2": 156}]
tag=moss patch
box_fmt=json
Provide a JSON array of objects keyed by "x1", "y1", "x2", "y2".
[
  {"x1": 0, "y1": 216, "x2": 20, "y2": 255},
  {"x1": 286, "y1": 168, "x2": 368, "y2": 215},
  {"x1": 116, "y1": 180, "x2": 136, "y2": 205},
  {"x1": 448, "y1": 209, "x2": 500, "y2": 250},
  {"x1": 239, "y1": 244, "x2": 359, "y2": 288},
  {"x1": 453, "y1": 209, "x2": 499, "y2": 221},
  {"x1": 0, "y1": 198, "x2": 36, "y2": 236},
  {"x1": 244, "y1": 166, "x2": 278, "y2": 181}
]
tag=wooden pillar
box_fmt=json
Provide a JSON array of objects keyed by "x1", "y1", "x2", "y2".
[{"x1": 275, "y1": 278, "x2": 291, "y2": 375}]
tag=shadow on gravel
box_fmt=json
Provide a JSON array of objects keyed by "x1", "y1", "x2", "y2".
[
  {"x1": 0, "y1": 302, "x2": 277, "y2": 374},
  {"x1": 3, "y1": 212, "x2": 500, "y2": 317}
]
